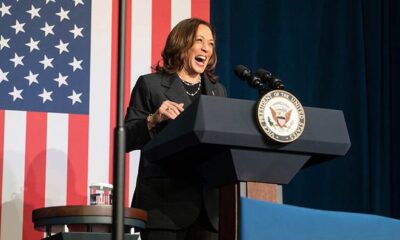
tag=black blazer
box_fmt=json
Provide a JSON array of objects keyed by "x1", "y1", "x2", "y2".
[{"x1": 125, "y1": 72, "x2": 227, "y2": 230}]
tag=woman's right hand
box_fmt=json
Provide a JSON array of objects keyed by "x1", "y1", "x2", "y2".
[{"x1": 147, "y1": 100, "x2": 184, "y2": 129}]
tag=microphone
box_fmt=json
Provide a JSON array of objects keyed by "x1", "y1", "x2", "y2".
[
  {"x1": 234, "y1": 65, "x2": 267, "y2": 90},
  {"x1": 255, "y1": 68, "x2": 285, "y2": 90}
]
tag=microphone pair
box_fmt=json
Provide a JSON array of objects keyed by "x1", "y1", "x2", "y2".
[{"x1": 234, "y1": 65, "x2": 284, "y2": 92}]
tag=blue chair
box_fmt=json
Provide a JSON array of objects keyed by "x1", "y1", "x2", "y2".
[{"x1": 240, "y1": 198, "x2": 400, "y2": 240}]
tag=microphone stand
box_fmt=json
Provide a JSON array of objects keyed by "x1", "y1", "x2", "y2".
[
  {"x1": 112, "y1": 0, "x2": 127, "y2": 240},
  {"x1": 257, "y1": 86, "x2": 270, "y2": 98}
]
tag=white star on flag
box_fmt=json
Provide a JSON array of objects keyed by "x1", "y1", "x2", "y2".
[
  {"x1": 39, "y1": 55, "x2": 54, "y2": 69},
  {"x1": 70, "y1": 24, "x2": 84, "y2": 39},
  {"x1": 73, "y1": 0, "x2": 85, "y2": 6},
  {"x1": 69, "y1": 57, "x2": 83, "y2": 71},
  {"x1": 38, "y1": 88, "x2": 53, "y2": 103},
  {"x1": 0, "y1": 35, "x2": 10, "y2": 50},
  {"x1": 56, "y1": 7, "x2": 70, "y2": 22},
  {"x1": 54, "y1": 72, "x2": 69, "y2": 87},
  {"x1": 68, "y1": 90, "x2": 82, "y2": 105},
  {"x1": 0, "y1": 68, "x2": 9, "y2": 83},
  {"x1": 55, "y1": 40, "x2": 69, "y2": 54},
  {"x1": 9, "y1": 86, "x2": 24, "y2": 101},
  {"x1": 11, "y1": 20, "x2": 25, "y2": 34},
  {"x1": 10, "y1": 53, "x2": 24, "y2": 68},
  {"x1": 45, "y1": 0, "x2": 56, "y2": 4},
  {"x1": 0, "y1": 2, "x2": 11, "y2": 17},
  {"x1": 26, "y1": 5, "x2": 41, "y2": 19},
  {"x1": 40, "y1": 22, "x2": 55, "y2": 37},
  {"x1": 24, "y1": 70, "x2": 39, "y2": 86},
  {"x1": 25, "y1": 38, "x2": 40, "y2": 52}
]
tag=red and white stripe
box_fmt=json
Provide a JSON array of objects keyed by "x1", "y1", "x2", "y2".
[{"x1": 0, "y1": 1, "x2": 210, "y2": 239}]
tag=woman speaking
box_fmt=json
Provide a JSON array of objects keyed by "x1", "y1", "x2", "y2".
[{"x1": 125, "y1": 18, "x2": 227, "y2": 240}]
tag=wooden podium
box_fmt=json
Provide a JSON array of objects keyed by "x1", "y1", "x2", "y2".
[
  {"x1": 32, "y1": 206, "x2": 147, "y2": 240},
  {"x1": 142, "y1": 95, "x2": 350, "y2": 240}
]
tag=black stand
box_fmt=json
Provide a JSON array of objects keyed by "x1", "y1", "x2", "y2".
[{"x1": 112, "y1": 1, "x2": 127, "y2": 240}]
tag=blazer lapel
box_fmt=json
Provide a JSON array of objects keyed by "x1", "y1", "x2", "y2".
[
  {"x1": 161, "y1": 73, "x2": 191, "y2": 107},
  {"x1": 203, "y1": 74, "x2": 217, "y2": 96}
]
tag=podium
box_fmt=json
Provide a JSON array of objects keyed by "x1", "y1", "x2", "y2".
[{"x1": 142, "y1": 95, "x2": 350, "y2": 240}]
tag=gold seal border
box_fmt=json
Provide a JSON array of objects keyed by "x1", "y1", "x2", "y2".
[{"x1": 256, "y1": 90, "x2": 306, "y2": 143}]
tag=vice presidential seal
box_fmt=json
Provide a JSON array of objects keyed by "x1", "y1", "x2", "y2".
[{"x1": 256, "y1": 90, "x2": 306, "y2": 143}]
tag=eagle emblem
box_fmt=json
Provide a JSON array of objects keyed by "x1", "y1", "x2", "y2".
[{"x1": 270, "y1": 107, "x2": 292, "y2": 128}]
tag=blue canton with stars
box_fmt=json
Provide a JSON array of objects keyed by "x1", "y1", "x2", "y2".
[{"x1": 0, "y1": 0, "x2": 91, "y2": 114}]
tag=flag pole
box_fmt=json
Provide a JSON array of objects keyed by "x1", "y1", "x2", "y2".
[{"x1": 112, "y1": 0, "x2": 127, "y2": 239}]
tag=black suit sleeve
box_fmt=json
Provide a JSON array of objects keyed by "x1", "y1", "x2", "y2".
[{"x1": 124, "y1": 76, "x2": 153, "y2": 152}]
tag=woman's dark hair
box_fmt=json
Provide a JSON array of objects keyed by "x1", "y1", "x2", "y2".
[{"x1": 154, "y1": 18, "x2": 218, "y2": 82}]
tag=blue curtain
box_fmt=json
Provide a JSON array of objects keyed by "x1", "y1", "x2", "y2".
[{"x1": 211, "y1": 0, "x2": 400, "y2": 218}]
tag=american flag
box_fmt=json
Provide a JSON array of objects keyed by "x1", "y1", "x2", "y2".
[
  {"x1": 0, "y1": 0, "x2": 210, "y2": 239},
  {"x1": 0, "y1": 0, "x2": 90, "y2": 114}
]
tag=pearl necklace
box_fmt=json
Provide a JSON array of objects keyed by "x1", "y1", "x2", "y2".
[{"x1": 178, "y1": 74, "x2": 202, "y2": 96}]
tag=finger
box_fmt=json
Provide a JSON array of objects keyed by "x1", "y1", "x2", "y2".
[
  {"x1": 157, "y1": 102, "x2": 171, "y2": 114},
  {"x1": 158, "y1": 105, "x2": 176, "y2": 118},
  {"x1": 162, "y1": 101, "x2": 184, "y2": 112},
  {"x1": 162, "y1": 109, "x2": 179, "y2": 120},
  {"x1": 158, "y1": 101, "x2": 184, "y2": 120},
  {"x1": 168, "y1": 102, "x2": 185, "y2": 112},
  {"x1": 166, "y1": 105, "x2": 181, "y2": 116},
  {"x1": 162, "y1": 104, "x2": 171, "y2": 112}
]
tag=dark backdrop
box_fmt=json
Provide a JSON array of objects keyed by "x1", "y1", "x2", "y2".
[{"x1": 210, "y1": 0, "x2": 400, "y2": 218}]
